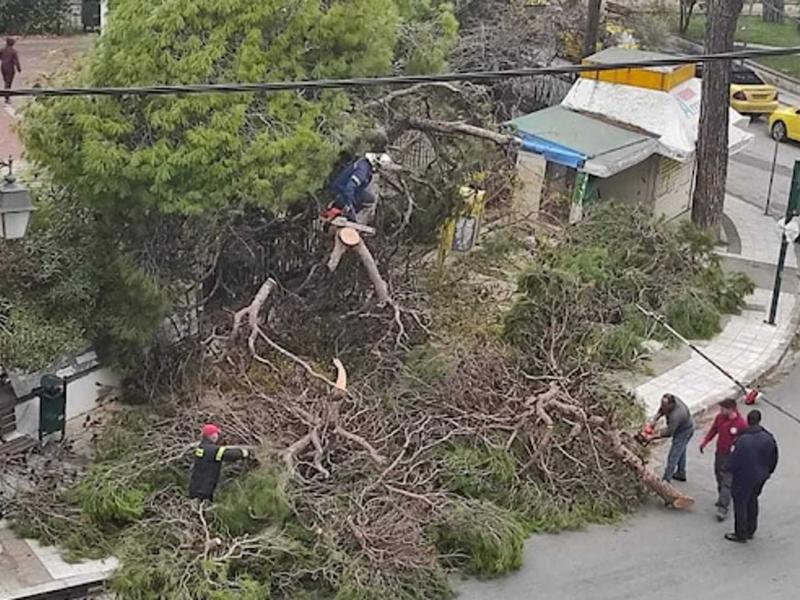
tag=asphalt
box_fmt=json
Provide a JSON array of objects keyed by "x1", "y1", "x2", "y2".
[
  {"x1": 728, "y1": 88, "x2": 800, "y2": 217},
  {"x1": 457, "y1": 352, "x2": 800, "y2": 600}
]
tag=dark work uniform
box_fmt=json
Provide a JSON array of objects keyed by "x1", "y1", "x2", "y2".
[
  {"x1": 329, "y1": 157, "x2": 376, "y2": 221},
  {"x1": 729, "y1": 425, "x2": 779, "y2": 539},
  {"x1": 188, "y1": 439, "x2": 247, "y2": 502}
]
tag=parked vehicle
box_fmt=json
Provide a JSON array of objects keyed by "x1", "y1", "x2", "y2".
[
  {"x1": 769, "y1": 105, "x2": 800, "y2": 142},
  {"x1": 695, "y1": 64, "x2": 779, "y2": 116}
]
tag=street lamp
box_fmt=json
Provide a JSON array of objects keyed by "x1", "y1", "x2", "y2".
[{"x1": 0, "y1": 158, "x2": 34, "y2": 240}]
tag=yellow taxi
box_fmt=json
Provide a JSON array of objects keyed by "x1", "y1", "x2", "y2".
[
  {"x1": 769, "y1": 105, "x2": 800, "y2": 141},
  {"x1": 695, "y1": 65, "x2": 779, "y2": 116},
  {"x1": 729, "y1": 67, "x2": 779, "y2": 116}
]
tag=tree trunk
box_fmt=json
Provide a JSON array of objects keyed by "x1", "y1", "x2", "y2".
[
  {"x1": 691, "y1": 0, "x2": 745, "y2": 233},
  {"x1": 583, "y1": 0, "x2": 603, "y2": 58},
  {"x1": 679, "y1": 0, "x2": 698, "y2": 34},
  {"x1": 762, "y1": 0, "x2": 785, "y2": 23}
]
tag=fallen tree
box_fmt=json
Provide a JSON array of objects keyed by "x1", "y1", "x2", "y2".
[{"x1": 3, "y1": 199, "x2": 753, "y2": 599}]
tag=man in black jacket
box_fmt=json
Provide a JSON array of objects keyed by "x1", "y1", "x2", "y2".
[
  {"x1": 189, "y1": 423, "x2": 250, "y2": 502},
  {"x1": 725, "y1": 410, "x2": 779, "y2": 543}
]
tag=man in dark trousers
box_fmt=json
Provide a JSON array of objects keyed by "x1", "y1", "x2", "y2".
[
  {"x1": 321, "y1": 152, "x2": 395, "y2": 223},
  {"x1": 726, "y1": 409, "x2": 779, "y2": 543},
  {"x1": 0, "y1": 38, "x2": 21, "y2": 104},
  {"x1": 700, "y1": 398, "x2": 747, "y2": 521},
  {"x1": 650, "y1": 393, "x2": 694, "y2": 482},
  {"x1": 189, "y1": 423, "x2": 250, "y2": 502}
]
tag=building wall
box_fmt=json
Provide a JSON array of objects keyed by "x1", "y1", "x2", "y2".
[
  {"x1": 592, "y1": 155, "x2": 659, "y2": 208},
  {"x1": 652, "y1": 156, "x2": 695, "y2": 221},
  {"x1": 515, "y1": 152, "x2": 547, "y2": 219},
  {"x1": 13, "y1": 367, "x2": 120, "y2": 440}
]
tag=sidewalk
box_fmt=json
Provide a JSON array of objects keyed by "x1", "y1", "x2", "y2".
[
  {"x1": 0, "y1": 521, "x2": 116, "y2": 600},
  {"x1": 634, "y1": 196, "x2": 800, "y2": 415}
]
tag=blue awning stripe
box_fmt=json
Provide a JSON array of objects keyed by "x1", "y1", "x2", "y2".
[{"x1": 519, "y1": 134, "x2": 586, "y2": 170}]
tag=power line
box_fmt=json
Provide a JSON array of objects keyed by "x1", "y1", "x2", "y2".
[{"x1": 7, "y1": 46, "x2": 800, "y2": 99}]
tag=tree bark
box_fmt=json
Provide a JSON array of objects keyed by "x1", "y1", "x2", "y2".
[
  {"x1": 762, "y1": 0, "x2": 785, "y2": 23},
  {"x1": 583, "y1": 0, "x2": 603, "y2": 58},
  {"x1": 679, "y1": 0, "x2": 698, "y2": 34},
  {"x1": 691, "y1": 0, "x2": 745, "y2": 234}
]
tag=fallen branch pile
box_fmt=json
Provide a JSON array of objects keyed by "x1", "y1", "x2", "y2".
[{"x1": 4, "y1": 192, "x2": 754, "y2": 599}]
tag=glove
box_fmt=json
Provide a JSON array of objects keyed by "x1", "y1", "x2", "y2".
[{"x1": 241, "y1": 448, "x2": 250, "y2": 459}]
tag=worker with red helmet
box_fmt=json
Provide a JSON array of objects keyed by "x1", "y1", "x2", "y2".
[
  {"x1": 699, "y1": 398, "x2": 747, "y2": 521},
  {"x1": 189, "y1": 423, "x2": 250, "y2": 502}
]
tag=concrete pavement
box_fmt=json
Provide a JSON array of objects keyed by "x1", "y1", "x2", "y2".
[
  {"x1": 728, "y1": 106, "x2": 800, "y2": 218},
  {"x1": 458, "y1": 352, "x2": 800, "y2": 600}
]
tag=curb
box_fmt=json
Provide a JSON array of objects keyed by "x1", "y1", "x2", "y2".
[{"x1": 689, "y1": 292, "x2": 800, "y2": 422}]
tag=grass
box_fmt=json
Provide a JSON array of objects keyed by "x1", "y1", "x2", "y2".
[
  {"x1": 683, "y1": 15, "x2": 800, "y2": 48},
  {"x1": 758, "y1": 55, "x2": 800, "y2": 78},
  {"x1": 679, "y1": 14, "x2": 800, "y2": 79}
]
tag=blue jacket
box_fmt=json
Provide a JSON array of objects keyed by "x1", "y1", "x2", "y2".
[
  {"x1": 729, "y1": 425, "x2": 778, "y2": 493},
  {"x1": 330, "y1": 158, "x2": 374, "y2": 206}
]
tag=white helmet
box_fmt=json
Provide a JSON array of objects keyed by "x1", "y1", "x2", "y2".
[{"x1": 365, "y1": 152, "x2": 394, "y2": 170}]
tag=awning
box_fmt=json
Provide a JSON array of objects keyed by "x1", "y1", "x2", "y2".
[{"x1": 509, "y1": 106, "x2": 660, "y2": 177}]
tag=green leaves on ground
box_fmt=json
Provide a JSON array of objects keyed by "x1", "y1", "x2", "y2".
[{"x1": 504, "y1": 204, "x2": 755, "y2": 370}]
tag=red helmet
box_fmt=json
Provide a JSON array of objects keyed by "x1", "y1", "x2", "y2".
[{"x1": 201, "y1": 423, "x2": 221, "y2": 438}]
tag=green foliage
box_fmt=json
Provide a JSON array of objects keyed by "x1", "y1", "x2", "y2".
[
  {"x1": 0, "y1": 0, "x2": 71, "y2": 34},
  {"x1": 0, "y1": 302, "x2": 86, "y2": 371},
  {"x1": 395, "y1": 1, "x2": 459, "y2": 74},
  {"x1": 91, "y1": 254, "x2": 170, "y2": 376},
  {"x1": 403, "y1": 344, "x2": 454, "y2": 385},
  {"x1": 70, "y1": 463, "x2": 151, "y2": 527},
  {"x1": 440, "y1": 444, "x2": 517, "y2": 503},
  {"x1": 23, "y1": 0, "x2": 402, "y2": 218},
  {"x1": 433, "y1": 499, "x2": 526, "y2": 576},
  {"x1": 335, "y1": 565, "x2": 453, "y2": 600},
  {"x1": 504, "y1": 204, "x2": 754, "y2": 370},
  {"x1": 215, "y1": 469, "x2": 292, "y2": 536},
  {"x1": 0, "y1": 187, "x2": 100, "y2": 371}
]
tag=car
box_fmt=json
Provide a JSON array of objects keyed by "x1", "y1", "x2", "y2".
[
  {"x1": 695, "y1": 64, "x2": 779, "y2": 116},
  {"x1": 768, "y1": 105, "x2": 800, "y2": 142}
]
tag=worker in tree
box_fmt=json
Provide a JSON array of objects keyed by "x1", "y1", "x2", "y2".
[
  {"x1": 188, "y1": 423, "x2": 250, "y2": 502},
  {"x1": 650, "y1": 393, "x2": 694, "y2": 482},
  {"x1": 726, "y1": 410, "x2": 779, "y2": 543},
  {"x1": 321, "y1": 152, "x2": 395, "y2": 223},
  {"x1": 699, "y1": 398, "x2": 747, "y2": 521}
]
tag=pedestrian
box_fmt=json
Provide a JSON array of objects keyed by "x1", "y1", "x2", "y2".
[
  {"x1": 0, "y1": 38, "x2": 21, "y2": 104},
  {"x1": 321, "y1": 152, "x2": 396, "y2": 223},
  {"x1": 725, "y1": 409, "x2": 779, "y2": 543},
  {"x1": 699, "y1": 398, "x2": 747, "y2": 521},
  {"x1": 650, "y1": 393, "x2": 695, "y2": 482},
  {"x1": 188, "y1": 423, "x2": 251, "y2": 502}
]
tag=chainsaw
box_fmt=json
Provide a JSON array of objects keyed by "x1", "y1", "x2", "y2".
[
  {"x1": 319, "y1": 207, "x2": 376, "y2": 235},
  {"x1": 635, "y1": 423, "x2": 656, "y2": 444}
]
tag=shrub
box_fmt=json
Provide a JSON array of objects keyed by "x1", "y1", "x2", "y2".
[
  {"x1": 214, "y1": 469, "x2": 291, "y2": 536},
  {"x1": 440, "y1": 444, "x2": 517, "y2": 503},
  {"x1": 433, "y1": 499, "x2": 526, "y2": 576}
]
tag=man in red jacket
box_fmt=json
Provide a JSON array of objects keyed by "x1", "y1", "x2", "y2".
[{"x1": 699, "y1": 398, "x2": 747, "y2": 521}]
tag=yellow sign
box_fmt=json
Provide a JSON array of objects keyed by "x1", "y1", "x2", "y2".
[{"x1": 438, "y1": 185, "x2": 487, "y2": 266}]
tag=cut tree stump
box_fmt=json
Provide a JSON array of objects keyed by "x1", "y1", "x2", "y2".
[{"x1": 327, "y1": 227, "x2": 390, "y2": 304}]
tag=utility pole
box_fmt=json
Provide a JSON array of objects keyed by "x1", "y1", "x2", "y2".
[
  {"x1": 583, "y1": 0, "x2": 602, "y2": 58},
  {"x1": 767, "y1": 160, "x2": 800, "y2": 325}
]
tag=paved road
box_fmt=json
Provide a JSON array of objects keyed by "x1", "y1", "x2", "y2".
[
  {"x1": 457, "y1": 354, "x2": 800, "y2": 600},
  {"x1": 728, "y1": 89, "x2": 800, "y2": 217}
]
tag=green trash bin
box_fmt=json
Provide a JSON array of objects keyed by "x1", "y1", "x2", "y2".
[{"x1": 39, "y1": 374, "x2": 66, "y2": 441}]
